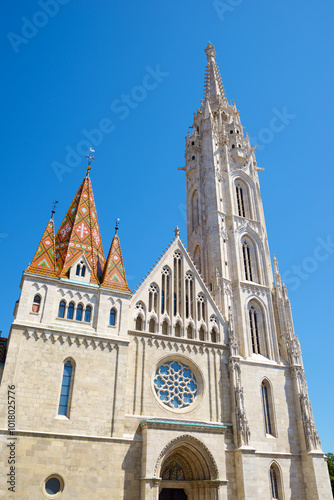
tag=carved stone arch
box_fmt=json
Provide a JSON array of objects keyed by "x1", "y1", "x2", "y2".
[
  {"x1": 234, "y1": 175, "x2": 254, "y2": 219},
  {"x1": 74, "y1": 291, "x2": 82, "y2": 301},
  {"x1": 239, "y1": 231, "x2": 263, "y2": 284},
  {"x1": 246, "y1": 297, "x2": 269, "y2": 358},
  {"x1": 65, "y1": 290, "x2": 74, "y2": 299},
  {"x1": 154, "y1": 434, "x2": 219, "y2": 481},
  {"x1": 107, "y1": 296, "x2": 115, "y2": 306},
  {"x1": 57, "y1": 289, "x2": 66, "y2": 297},
  {"x1": 269, "y1": 460, "x2": 284, "y2": 499}
]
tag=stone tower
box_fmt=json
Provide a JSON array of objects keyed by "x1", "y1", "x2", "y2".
[{"x1": 181, "y1": 42, "x2": 332, "y2": 498}]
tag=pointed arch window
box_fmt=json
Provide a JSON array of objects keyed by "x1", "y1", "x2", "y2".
[
  {"x1": 58, "y1": 300, "x2": 66, "y2": 319},
  {"x1": 210, "y1": 328, "x2": 217, "y2": 343},
  {"x1": 199, "y1": 325, "x2": 205, "y2": 341},
  {"x1": 109, "y1": 308, "x2": 117, "y2": 326},
  {"x1": 58, "y1": 360, "x2": 74, "y2": 417},
  {"x1": 32, "y1": 294, "x2": 41, "y2": 313},
  {"x1": 175, "y1": 322, "x2": 181, "y2": 337},
  {"x1": 67, "y1": 302, "x2": 75, "y2": 320},
  {"x1": 236, "y1": 183, "x2": 246, "y2": 217},
  {"x1": 185, "y1": 272, "x2": 194, "y2": 319},
  {"x1": 197, "y1": 293, "x2": 206, "y2": 322},
  {"x1": 249, "y1": 306, "x2": 260, "y2": 354},
  {"x1": 242, "y1": 241, "x2": 253, "y2": 281},
  {"x1": 161, "y1": 267, "x2": 171, "y2": 315},
  {"x1": 76, "y1": 304, "x2": 83, "y2": 322},
  {"x1": 187, "y1": 324, "x2": 193, "y2": 339},
  {"x1": 76, "y1": 260, "x2": 86, "y2": 277},
  {"x1": 136, "y1": 316, "x2": 143, "y2": 331},
  {"x1": 149, "y1": 317, "x2": 156, "y2": 333},
  {"x1": 162, "y1": 319, "x2": 169, "y2": 335},
  {"x1": 261, "y1": 380, "x2": 276, "y2": 436},
  {"x1": 148, "y1": 284, "x2": 158, "y2": 313},
  {"x1": 191, "y1": 190, "x2": 200, "y2": 231},
  {"x1": 173, "y1": 251, "x2": 182, "y2": 317},
  {"x1": 269, "y1": 463, "x2": 282, "y2": 499},
  {"x1": 84, "y1": 305, "x2": 92, "y2": 323}
]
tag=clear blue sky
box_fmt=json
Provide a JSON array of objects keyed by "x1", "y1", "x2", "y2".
[{"x1": 2, "y1": 1, "x2": 334, "y2": 451}]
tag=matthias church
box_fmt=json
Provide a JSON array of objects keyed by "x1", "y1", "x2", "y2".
[{"x1": 0, "y1": 44, "x2": 332, "y2": 499}]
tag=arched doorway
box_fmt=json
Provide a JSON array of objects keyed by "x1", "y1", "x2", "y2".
[
  {"x1": 156, "y1": 435, "x2": 220, "y2": 500},
  {"x1": 159, "y1": 489, "x2": 187, "y2": 500}
]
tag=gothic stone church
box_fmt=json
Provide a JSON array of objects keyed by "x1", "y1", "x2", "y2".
[{"x1": 0, "y1": 44, "x2": 332, "y2": 500}]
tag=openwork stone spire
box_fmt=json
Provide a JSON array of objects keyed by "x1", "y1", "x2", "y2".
[
  {"x1": 26, "y1": 218, "x2": 56, "y2": 277},
  {"x1": 55, "y1": 176, "x2": 105, "y2": 284},
  {"x1": 203, "y1": 43, "x2": 227, "y2": 104}
]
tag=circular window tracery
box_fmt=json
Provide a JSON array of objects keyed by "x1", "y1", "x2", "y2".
[{"x1": 153, "y1": 360, "x2": 198, "y2": 409}]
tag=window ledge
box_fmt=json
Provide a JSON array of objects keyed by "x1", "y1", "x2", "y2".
[{"x1": 55, "y1": 415, "x2": 69, "y2": 421}]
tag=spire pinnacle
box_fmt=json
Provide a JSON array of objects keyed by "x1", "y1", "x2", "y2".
[
  {"x1": 203, "y1": 43, "x2": 227, "y2": 105},
  {"x1": 85, "y1": 147, "x2": 95, "y2": 176},
  {"x1": 174, "y1": 226, "x2": 180, "y2": 238},
  {"x1": 101, "y1": 232, "x2": 131, "y2": 292},
  {"x1": 51, "y1": 200, "x2": 58, "y2": 220},
  {"x1": 115, "y1": 218, "x2": 120, "y2": 235}
]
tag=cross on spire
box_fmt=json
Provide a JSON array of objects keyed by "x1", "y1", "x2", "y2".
[
  {"x1": 51, "y1": 200, "x2": 58, "y2": 220},
  {"x1": 86, "y1": 148, "x2": 95, "y2": 175}
]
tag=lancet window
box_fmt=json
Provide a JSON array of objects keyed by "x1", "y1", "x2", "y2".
[
  {"x1": 135, "y1": 302, "x2": 145, "y2": 331},
  {"x1": 191, "y1": 190, "x2": 200, "y2": 231},
  {"x1": 161, "y1": 267, "x2": 171, "y2": 315},
  {"x1": 149, "y1": 317, "x2": 156, "y2": 333},
  {"x1": 235, "y1": 179, "x2": 252, "y2": 219},
  {"x1": 185, "y1": 272, "x2": 194, "y2": 319},
  {"x1": 249, "y1": 306, "x2": 260, "y2": 354},
  {"x1": 269, "y1": 463, "x2": 282, "y2": 499},
  {"x1": 261, "y1": 380, "x2": 276, "y2": 436},
  {"x1": 76, "y1": 260, "x2": 86, "y2": 277},
  {"x1": 197, "y1": 293, "x2": 206, "y2": 322},
  {"x1": 58, "y1": 300, "x2": 66, "y2": 318},
  {"x1": 148, "y1": 284, "x2": 158, "y2": 313},
  {"x1": 173, "y1": 252, "x2": 182, "y2": 316},
  {"x1": 109, "y1": 308, "x2": 117, "y2": 326},
  {"x1": 58, "y1": 359, "x2": 74, "y2": 417},
  {"x1": 242, "y1": 241, "x2": 253, "y2": 281},
  {"x1": 236, "y1": 183, "x2": 246, "y2": 217}
]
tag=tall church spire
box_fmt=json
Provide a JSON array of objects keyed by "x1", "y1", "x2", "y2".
[
  {"x1": 26, "y1": 217, "x2": 56, "y2": 277},
  {"x1": 203, "y1": 42, "x2": 227, "y2": 105},
  {"x1": 55, "y1": 175, "x2": 105, "y2": 284}
]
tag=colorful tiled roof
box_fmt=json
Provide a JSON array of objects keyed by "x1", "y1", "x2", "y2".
[
  {"x1": 0, "y1": 338, "x2": 7, "y2": 364},
  {"x1": 26, "y1": 219, "x2": 56, "y2": 277},
  {"x1": 55, "y1": 176, "x2": 105, "y2": 284},
  {"x1": 101, "y1": 233, "x2": 131, "y2": 292}
]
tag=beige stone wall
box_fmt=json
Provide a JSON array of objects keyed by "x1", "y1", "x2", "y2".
[{"x1": 0, "y1": 433, "x2": 142, "y2": 499}]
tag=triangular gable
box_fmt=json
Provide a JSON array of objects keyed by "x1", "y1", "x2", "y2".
[
  {"x1": 130, "y1": 236, "x2": 225, "y2": 330},
  {"x1": 101, "y1": 234, "x2": 131, "y2": 293},
  {"x1": 55, "y1": 176, "x2": 105, "y2": 284},
  {"x1": 26, "y1": 219, "x2": 56, "y2": 277}
]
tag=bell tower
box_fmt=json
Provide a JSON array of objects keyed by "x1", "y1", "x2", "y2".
[{"x1": 182, "y1": 43, "x2": 278, "y2": 360}]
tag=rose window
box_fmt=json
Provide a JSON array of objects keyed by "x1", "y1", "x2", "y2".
[{"x1": 153, "y1": 360, "x2": 198, "y2": 409}]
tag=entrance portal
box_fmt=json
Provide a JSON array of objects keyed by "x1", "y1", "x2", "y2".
[{"x1": 159, "y1": 489, "x2": 187, "y2": 500}]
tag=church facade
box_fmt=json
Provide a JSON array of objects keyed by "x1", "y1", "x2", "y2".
[{"x1": 0, "y1": 44, "x2": 332, "y2": 499}]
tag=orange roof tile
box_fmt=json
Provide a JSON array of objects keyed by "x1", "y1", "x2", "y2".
[
  {"x1": 55, "y1": 176, "x2": 105, "y2": 284},
  {"x1": 26, "y1": 219, "x2": 56, "y2": 277},
  {"x1": 101, "y1": 233, "x2": 131, "y2": 292}
]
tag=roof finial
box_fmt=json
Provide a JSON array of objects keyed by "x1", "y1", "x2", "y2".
[
  {"x1": 85, "y1": 147, "x2": 95, "y2": 176},
  {"x1": 205, "y1": 42, "x2": 216, "y2": 60},
  {"x1": 115, "y1": 218, "x2": 120, "y2": 235},
  {"x1": 174, "y1": 226, "x2": 180, "y2": 238},
  {"x1": 51, "y1": 200, "x2": 58, "y2": 220}
]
